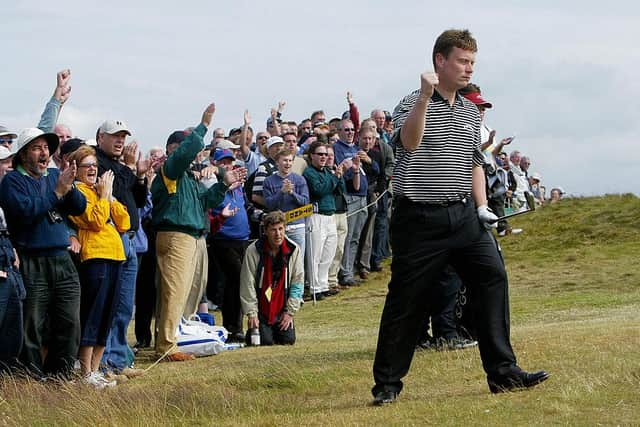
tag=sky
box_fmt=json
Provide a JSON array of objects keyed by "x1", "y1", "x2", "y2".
[{"x1": 2, "y1": 1, "x2": 638, "y2": 196}]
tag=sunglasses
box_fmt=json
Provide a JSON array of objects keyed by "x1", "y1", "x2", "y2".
[
  {"x1": 342, "y1": 128, "x2": 355, "y2": 132},
  {"x1": 0, "y1": 139, "x2": 12, "y2": 144},
  {"x1": 257, "y1": 136, "x2": 269, "y2": 140},
  {"x1": 313, "y1": 152, "x2": 328, "y2": 157}
]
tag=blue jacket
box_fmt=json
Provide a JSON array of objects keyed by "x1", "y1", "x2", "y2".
[
  {"x1": 332, "y1": 139, "x2": 359, "y2": 165},
  {"x1": 0, "y1": 167, "x2": 86, "y2": 254},
  {"x1": 262, "y1": 173, "x2": 309, "y2": 225},
  {"x1": 211, "y1": 187, "x2": 250, "y2": 240}
]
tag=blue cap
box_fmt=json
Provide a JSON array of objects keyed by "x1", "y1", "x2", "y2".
[{"x1": 213, "y1": 149, "x2": 234, "y2": 162}]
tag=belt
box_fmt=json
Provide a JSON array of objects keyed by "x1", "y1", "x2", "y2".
[
  {"x1": 286, "y1": 223, "x2": 306, "y2": 231},
  {"x1": 396, "y1": 196, "x2": 468, "y2": 208}
]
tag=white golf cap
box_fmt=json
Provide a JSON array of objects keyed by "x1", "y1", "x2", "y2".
[
  {"x1": 98, "y1": 120, "x2": 131, "y2": 136},
  {"x1": 11, "y1": 128, "x2": 59, "y2": 156},
  {"x1": 530, "y1": 172, "x2": 542, "y2": 181},
  {"x1": 266, "y1": 136, "x2": 284, "y2": 149},
  {"x1": 216, "y1": 139, "x2": 240, "y2": 150},
  {"x1": 0, "y1": 145, "x2": 14, "y2": 160},
  {"x1": 0, "y1": 126, "x2": 17, "y2": 139}
]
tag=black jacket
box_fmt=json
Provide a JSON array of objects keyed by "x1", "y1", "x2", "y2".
[{"x1": 96, "y1": 148, "x2": 147, "y2": 232}]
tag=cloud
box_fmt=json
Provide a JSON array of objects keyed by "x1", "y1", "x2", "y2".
[{"x1": 2, "y1": 1, "x2": 638, "y2": 196}]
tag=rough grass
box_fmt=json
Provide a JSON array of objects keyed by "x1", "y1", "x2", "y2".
[{"x1": 1, "y1": 195, "x2": 639, "y2": 426}]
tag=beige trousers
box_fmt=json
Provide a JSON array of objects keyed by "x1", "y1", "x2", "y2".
[
  {"x1": 155, "y1": 231, "x2": 198, "y2": 355},
  {"x1": 182, "y1": 237, "x2": 208, "y2": 319},
  {"x1": 328, "y1": 212, "x2": 348, "y2": 288}
]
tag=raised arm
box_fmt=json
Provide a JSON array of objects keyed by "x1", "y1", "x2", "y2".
[
  {"x1": 239, "y1": 110, "x2": 251, "y2": 160},
  {"x1": 347, "y1": 91, "x2": 360, "y2": 134},
  {"x1": 38, "y1": 69, "x2": 71, "y2": 132},
  {"x1": 399, "y1": 72, "x2": 437, "y2": 152},
  {"x1": 163, "y1": 103, "x2": 215, "y2": 179}
]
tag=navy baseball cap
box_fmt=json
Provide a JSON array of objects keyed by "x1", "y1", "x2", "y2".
[
  {"x1": 213, "y1": 149, "x2": 235, "y2": 162},
  {"x1": 166, "y1": 130, "x2": 186, "y2": 147}
]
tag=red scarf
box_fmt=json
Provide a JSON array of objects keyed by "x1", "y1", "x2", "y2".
[{"x1": 259, "y1": 240, "x2": 290, "y2": 325}]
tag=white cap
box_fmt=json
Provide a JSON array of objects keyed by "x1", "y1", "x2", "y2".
[
  {"x1": 0, "y1": 126, "x2": 17, "y2": 139},
  {"x1": 216, "y1": 139, "x2": 240, "y2": 150},
  {"x1": 98, "y1": 120, "x2": 131, "y2": 136},
  {"x1": 266, "y1": 136, "x2": 284, "y2": 149},
  {"x1": 0, "y1": 145, "x2": 14, "y2": 160},
  {"x1": 12, "y1": 128, "x2": 59, "y2": 156},
  {"x1": 530, "y1": 172, "x2": 542, "y2": 181}
]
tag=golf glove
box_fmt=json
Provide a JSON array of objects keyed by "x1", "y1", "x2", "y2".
[{"x1": 477, "y1": 204, "x2": 498, "y2": 229}]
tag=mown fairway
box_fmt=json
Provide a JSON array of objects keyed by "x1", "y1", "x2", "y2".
[{"x1": 1, "y1": 195, "x2": 638, "y2": 426}]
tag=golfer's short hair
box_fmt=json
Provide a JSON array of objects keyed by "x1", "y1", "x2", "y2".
[
  {"x1": 262, "y1": 211, "x2": 286, "y2": 229},
  {"x1": 432, "y1": 29, "x2": 477, "y2": 68}
]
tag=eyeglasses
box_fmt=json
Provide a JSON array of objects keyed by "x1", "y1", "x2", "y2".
[
  {"x1": 342, "y1": 128, "x2": 355, "y2": 132},
  {"x1": 0, "y1": 138, "x2": 12, "y2": 145},
  {"x1": 313, "y1": 152, "x2": 328, "y2": 157},
  {"x1": 78, "y1": 162, "x2": 98, "y2": 169}
]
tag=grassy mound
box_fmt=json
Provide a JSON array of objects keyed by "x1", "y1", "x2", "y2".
[{"x1": 1, "y1": 195, "x2": 638, "y2": 426}]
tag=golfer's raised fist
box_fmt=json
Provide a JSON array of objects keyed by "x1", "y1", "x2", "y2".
[{"x1": 420, "y1": 72, "x2": 438, "y2": 98}]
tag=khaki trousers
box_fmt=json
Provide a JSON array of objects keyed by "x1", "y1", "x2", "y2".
[
  {"x1": 155, "y1": 231, "x2": 198, "y2": 355},
  {"x1": 328, "y1": 212, "x2": 348, "y2": 288},
  {"x1": 183, "y1": 237, "x2": 208, "y2": 319}
]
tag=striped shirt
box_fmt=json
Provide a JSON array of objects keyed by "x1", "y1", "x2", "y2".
[
  {"x1": 391, "y1": 89, "x2": 484, "y2": 203},
  {"x1": 251, "y1": 158, "x2": 277, "y2": 202}
]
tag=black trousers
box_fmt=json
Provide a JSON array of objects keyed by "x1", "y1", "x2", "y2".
[
  {"x1": 206, "y1": 235, "x2": 225, "y2": 308},
  {"x1": 372, "y1": 198, "x2": 517, "y2": 396},
  {"x1": 19, "y1": 252, "x2": 80, "y2": 378},
  {"x1": 0, "y1": 236, "x2": 24, "y2": 373},
  {"x1": 256, "y1": 313, "x2": 296, "y2": 346},
  {"x1": 488, "y1": 196, "x2": 507, "y2": 233},
  {"x1": 210, "y1": 239, "x2": 249, "y2": 335}
]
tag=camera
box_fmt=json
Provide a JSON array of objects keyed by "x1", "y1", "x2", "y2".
[{"x1": 47, "y1": 209, "x2": 63, "y2": 224}]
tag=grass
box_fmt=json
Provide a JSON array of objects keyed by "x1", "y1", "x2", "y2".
[{"x1": 1, "y1": 195, "x2": 639, "y2": 426}]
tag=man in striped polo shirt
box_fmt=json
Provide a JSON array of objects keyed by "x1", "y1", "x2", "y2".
[{"x1": 371, "y1": 29, "x2": 549, "y2": 405}]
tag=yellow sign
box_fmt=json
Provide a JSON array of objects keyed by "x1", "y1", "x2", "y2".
[{"x1": 285, "y1": 204, "x2": 314, "y2": 223}]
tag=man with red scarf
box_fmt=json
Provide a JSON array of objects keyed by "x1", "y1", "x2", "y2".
[{"x1": 239, "y1": 211, "x2": 304, "y2": 345}]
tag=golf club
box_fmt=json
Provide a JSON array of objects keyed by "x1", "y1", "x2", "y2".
[{"x1": 490, "y1": 191, "x2": 536, "y2": 223}]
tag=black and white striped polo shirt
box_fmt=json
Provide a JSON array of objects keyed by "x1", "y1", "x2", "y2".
[{"x1": 391, "y1": 89, "x2": 484, "y2": 204}]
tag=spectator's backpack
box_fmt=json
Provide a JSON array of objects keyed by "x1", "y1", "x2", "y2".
[{"x1": 485, "y1": 164, "x2": 507, "y2": 201}]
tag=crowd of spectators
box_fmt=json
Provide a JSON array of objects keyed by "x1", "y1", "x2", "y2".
[{"x1": 0, "y1": 69, "x2": 563, "y2": 388}]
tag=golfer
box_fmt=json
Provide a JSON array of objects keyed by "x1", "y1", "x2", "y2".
[{"x1": 371, "y1": 29, "x2": 549, "y2": 405}]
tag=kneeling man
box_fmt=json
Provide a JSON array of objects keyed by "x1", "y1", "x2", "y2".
[{"x1": 240, "y1": 211, "x2": 303, "y2": 345}]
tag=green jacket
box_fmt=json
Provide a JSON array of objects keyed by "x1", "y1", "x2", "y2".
[
  {"x1": 151, "y1": 123, "x2": 228, "y2": 237},
  {"x1": 303, "y1": 165, "x2": 344, "y2": 215}
]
